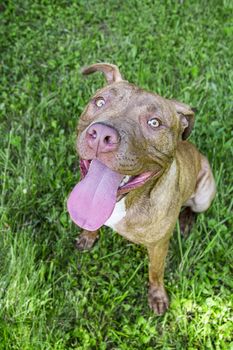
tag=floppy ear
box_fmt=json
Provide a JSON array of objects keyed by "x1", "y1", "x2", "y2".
[
  {"x1": 81, "y1": 63, "x2": 123, "y2": 85},
  {"x1": 171, "y1": 100, "x2": 195, "y2": 140}
]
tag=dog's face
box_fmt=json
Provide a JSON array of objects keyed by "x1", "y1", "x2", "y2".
[{"x1": 77, "y1": 63, "x2": 194, "y2": 177}]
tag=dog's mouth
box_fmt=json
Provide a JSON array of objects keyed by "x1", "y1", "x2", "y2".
[
  {"x1": 79, "y1": 159, "x2": 159, "y2": 195},
  {"x1": 67, "y1": 158, "x2": 161, "y2": 231}
]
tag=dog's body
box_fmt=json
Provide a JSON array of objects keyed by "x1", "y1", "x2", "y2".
[
  {"x1": 67, "y1": 63, "x2": 216, "y2": 314},
  {"x1": 105, "y1": 143, "x2": 215, "y2": 244}
]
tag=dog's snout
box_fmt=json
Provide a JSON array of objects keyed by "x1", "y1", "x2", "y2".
[{"x1": 86, "y1": 123, "x2": 120, "y2": 154}]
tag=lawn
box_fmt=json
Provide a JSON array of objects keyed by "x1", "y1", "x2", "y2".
[{"x1": 0, "y1": 1, "x2": 232, "y2": 349}]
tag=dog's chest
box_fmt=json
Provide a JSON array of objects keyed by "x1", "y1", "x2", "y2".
[{"x1": 104, "y1": 198, "x2": 126, "y2": 230}]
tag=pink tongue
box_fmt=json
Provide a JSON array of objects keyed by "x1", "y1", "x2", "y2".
[{"x1": 67, "y1": 159, "x2": 124, "y2": 231}]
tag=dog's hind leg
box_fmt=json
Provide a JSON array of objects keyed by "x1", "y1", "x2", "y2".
[{"x1": 183, "y1": 156, "x2": 216, "y2": 234}]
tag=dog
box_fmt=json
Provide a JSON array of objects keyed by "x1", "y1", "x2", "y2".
[{"x1": 67, "y1": 63, "x2": 216, "y2": 315}]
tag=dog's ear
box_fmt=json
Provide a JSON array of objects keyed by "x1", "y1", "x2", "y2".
[
  {"x1": 171, "y1": 100, "x2": 195, "y2": 140},
  {"x1": 81, "y1": 63, "x2": 123, "y2": 85}
]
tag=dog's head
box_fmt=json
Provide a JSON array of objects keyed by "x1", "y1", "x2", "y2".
[
  {"x1": 68, "y1": 63, "x2": 195, "y2": 230},
  {"x1": 78, "y1": 63, "x2": 195, "y2": 178}
]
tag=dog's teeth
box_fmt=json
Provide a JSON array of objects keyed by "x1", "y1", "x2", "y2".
[
  {"x1": 124, "y1": 175, "x2": 131, "y2": 183},
  {"x1": 120, "y1": 175, "x2": 131, "y2": 187}
]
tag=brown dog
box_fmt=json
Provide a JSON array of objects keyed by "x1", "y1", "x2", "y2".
[{"x1": 67, "y1": 63, "x2": 216, "y2": 315}]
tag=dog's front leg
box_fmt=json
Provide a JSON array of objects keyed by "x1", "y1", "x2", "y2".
[
  {"x1": 147, "y1": 239, "x2": 170, "y2": 315},
  {"x1": 76, "y1": 229, "x2": 99, "y2": 251}
]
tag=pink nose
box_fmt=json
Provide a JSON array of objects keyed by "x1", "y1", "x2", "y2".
[{"x1": 86, "y1": 123, "x2": 120, "y2": 154}]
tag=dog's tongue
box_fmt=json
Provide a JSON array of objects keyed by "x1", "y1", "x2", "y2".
[{"x1": 67, "y1": 159, "x2": 124, "y2": 231}]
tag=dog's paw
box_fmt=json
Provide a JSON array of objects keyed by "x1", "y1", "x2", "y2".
[
  {"x1": 148, "y1": 285, "x2": 169, "y2": 315},
  {"x1": 75, "y1": 230, "x2": 99, "y2": 251},
  {"x1": 179, "y1": 207, "x2": 197, "y2": 237}
]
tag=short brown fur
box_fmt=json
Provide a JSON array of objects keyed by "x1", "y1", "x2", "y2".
[{"x1": 74, "y1": 63, "x2": 216, "y2": 314}]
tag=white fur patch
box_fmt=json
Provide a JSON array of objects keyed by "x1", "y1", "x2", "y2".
[{"x1": 105, "y1": 198, "x2": 126, "y2": 230}]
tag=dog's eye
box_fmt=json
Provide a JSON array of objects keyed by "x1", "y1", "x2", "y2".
[
  {"x1": 95, "y1": 97, "x2": 105, "y2": 108},
  {"x1": 147, "y1": 118, "x2": 161, "y2": 128}
]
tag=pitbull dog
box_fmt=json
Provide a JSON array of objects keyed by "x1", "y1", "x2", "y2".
[{"x1": 67, "y1": 63, "x2": 216, "y2": 315}]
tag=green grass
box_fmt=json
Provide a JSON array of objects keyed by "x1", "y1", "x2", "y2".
[{"x1": 0, "y1": 0, "x2": 233, "y2": 349}]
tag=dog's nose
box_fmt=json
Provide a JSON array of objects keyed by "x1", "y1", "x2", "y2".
[{"x1": 86, "y1": 123, "x2": 120, "y2": 153}]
